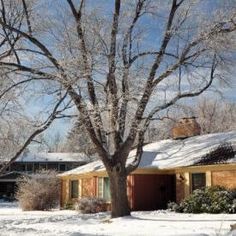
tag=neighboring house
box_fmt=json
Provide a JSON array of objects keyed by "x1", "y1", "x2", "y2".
[
  {"x1": 59, "y1": 131, "x2": 236, "y2": 211},
  {"x1": 0, "y1": 152, "x2": 90, "y2": 199}
]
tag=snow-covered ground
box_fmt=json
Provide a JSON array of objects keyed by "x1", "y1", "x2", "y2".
[{"x1": 1, "y1": 202, "x2": 236, "y2": 236}]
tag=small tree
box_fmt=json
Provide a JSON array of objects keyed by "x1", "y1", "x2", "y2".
[
  {"x1": 63, "y1": 119, "x2": 97, "y2": 155},
  {"x1": 197, "y1": 98, "x2": 236, "y2": 134},
  {"x1": 16, "y1": 170, "x2": 60, "y2": 211},
  {"x1": 145, "y1": 98, "x2": 236, "y2": 142}
]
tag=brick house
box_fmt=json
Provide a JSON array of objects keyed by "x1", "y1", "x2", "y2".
[{"x1": 59, "y1": 131, "x2": 236, "y2": 211}]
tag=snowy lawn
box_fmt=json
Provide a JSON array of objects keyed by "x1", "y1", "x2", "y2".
[{"x1": 1, "y1": 202, "x2": 236, "y2": 236}]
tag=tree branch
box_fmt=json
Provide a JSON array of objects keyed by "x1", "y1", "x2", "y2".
[
  {"x1": 21, "y1": 0, "x2": 32, "y2": 35},
  {"x1": 119, "y1": 0, "x2": 146, "y2": 139},
  {"x1": 0, "y1": 91, "x2": 69, "y2": 174},
  {"x1": 147, "y1": 55, "x2": 217, "y2": 122},
  {"x1": 67, "y1": 85, "x2": 110, "y2": 166},
  {"x1": 126, "y1": 129, "x2": 145, "y2": 174},
  {"x1": 107, "y1": 0, "x2": 121, "y2": 149},
  {"x1": 0, "y1": 19, "x2": 62, "y2": 70},
  {"x1": 122, "y1": 0, "x2": 180, "y2": 151},
  {"x1": 0, "y1": 77, "x2": 50, "y2": 100},
  {"x1": 0, "y1": 61, "x2": 56, "y2": 78},
  {"x1": 67, "y1": 0, "x2": 106, "y2": 145}
]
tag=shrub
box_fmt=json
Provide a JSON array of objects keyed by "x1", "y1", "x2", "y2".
[
  {"x1": 76, "y1": 197, "x2": 107, "y2": 214},
  {"x1": 16, "y1": 170, "x2": 60, "y2": 211},
  {"x1": 168, "y1": 186, "x2": 236, "y2": 214},
  {"x1": 63, "y1": 202, "x2": 75, "y2": 210}
]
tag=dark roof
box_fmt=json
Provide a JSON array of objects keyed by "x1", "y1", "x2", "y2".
[
  {"x1": 0, "y1": 172, "x2": 27, "y2": 180},
  {"x1": 194, "y1": 142, "x2": 236, "y2": 166}
]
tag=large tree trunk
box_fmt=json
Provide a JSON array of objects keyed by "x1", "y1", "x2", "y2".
[{"x1": 108, "y1": 169, "x2": 130, "y2": 218}]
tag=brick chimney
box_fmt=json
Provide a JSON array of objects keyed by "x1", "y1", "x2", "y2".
[{"x1": 171, "y1": 117, "x2": 201, "y2": 139}]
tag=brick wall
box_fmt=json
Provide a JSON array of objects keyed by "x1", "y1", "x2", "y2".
[
  {"x1": 81, "y1": 178, "x2": 95, "y2": 197},
  {"x1": 172, "y1": 117, "x2": 201, "y2": 139},
  {"x1": 176, "y1": 174, "x2": 185, "y2": 203},
  {"x1": 212, "y1": 170, "x2": 236, "y2": 189},
  {"x1": 60, "y1": 179, "x2": 67, "y2": 207}
]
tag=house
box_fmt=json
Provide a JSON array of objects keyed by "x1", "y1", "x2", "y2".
[
  {"x1": 0, "y1": 152, "x2": 90, "y2": 199},
  {"x1": 59, "y1": 131, "x2": 236, "y2": 211}
]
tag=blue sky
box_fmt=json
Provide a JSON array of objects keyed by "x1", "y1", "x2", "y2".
[
  {"x1": 20, "y1": 0, "x2": 236, "y2": 148},
  {"x1": 31, "y1": 75, "x2": 236, "y2": 147}
]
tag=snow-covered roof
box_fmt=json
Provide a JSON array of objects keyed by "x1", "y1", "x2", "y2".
[
  {"x1": 60, "y1": 131, "x2": 236, "y2": 176},
  {"x1": 15, "y1": 152, "x2": 90, "y2": 163}
]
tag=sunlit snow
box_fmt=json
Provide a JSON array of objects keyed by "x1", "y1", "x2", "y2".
[{"x1": 0, "y1": 202, "x2": 236, "y2": 236}]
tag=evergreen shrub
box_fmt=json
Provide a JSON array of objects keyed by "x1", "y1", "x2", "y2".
[{"x1": 168, "y1": 186, "x2": 236, "y2": 213}]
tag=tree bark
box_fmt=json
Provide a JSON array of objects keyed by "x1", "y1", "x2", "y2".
[{"x1": 108, "y1": 169, "x2": 130, "y2": 218}]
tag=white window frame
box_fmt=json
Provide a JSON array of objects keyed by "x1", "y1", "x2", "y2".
[
  {"x1": 191, "y1": 172, "x2": 206, "y2": 193},
  {"x1": 97, "y1": 177, "x2": 104, "y2": 199},
  {"x1": 97, "y1": 177, "x2": 111, "y2": 202}
]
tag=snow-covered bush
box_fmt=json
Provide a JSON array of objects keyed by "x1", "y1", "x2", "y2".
[
  {"x1": 63, "y1": 202, "x2": 75, "y2": 210},
  {"x1": 168, "y1": 186, "x2": 236, "y2": 214},
  {"x1": 16, "y1": 170, "x2": 60, "y2": 211},
  {"x1": 76, "y1": 197, "x2": 107, "y2": 214}
]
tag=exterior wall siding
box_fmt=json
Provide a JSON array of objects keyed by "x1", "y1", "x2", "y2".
[
  {"x1": 60, "y1": 165, "x2": 236, "y2": 210},
  {"x1": 60, "y1": 177, "x2": 79, "y2": 207},
  {"x1": 175, "y1": 173, "x2": 186, "y2": 203},
  {"x1": 176, "y1": 169, "x2": 236, "y2": 203},
  {"x1": 60, "y1": 176, "x2": 99, "y2": 207},
  {"x1": 212, "y1": 170, "x2": 236, "y2": 189},
  {"x1": 81, "y1": 178, "x2": 96, "y2": 197},
  {"x1": 60, "y1": 179, "x2": 67, "y2": 207},
  {"x1": 127, "y1": 175, "x2": 134, "y2": 209}
]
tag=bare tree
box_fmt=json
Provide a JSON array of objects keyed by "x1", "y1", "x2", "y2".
[
  {"x1": 196, "y1": 98, "x2": 236, "y2": 134},
  {"x1": 63, "y1": 119, "x2": 97, "y2": 155},
  {"x1": 40, "y1": 131, "x2": 65, "y2": 153},
  {"x1": 145, "y1": 98, "x2": 236, "y2": 142},
  {"x1": 0, "y1": 0, "x2": 235, "y2": 217},
  {"x1": 0, "y1": 90, "x2": 72, "y2": 173}
]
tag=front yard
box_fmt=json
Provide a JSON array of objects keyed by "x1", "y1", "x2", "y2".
[{"x1": 0, "y1": 201, "x2": 236, "y2": 236}]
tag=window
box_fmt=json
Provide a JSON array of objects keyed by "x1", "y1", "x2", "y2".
[
  {"x1": 191, "y1": 173, "x2": 206, "y2": 192},
  {"x1": 48, "y1": 163, "x2": 58, "y2": 170},
  {"x1": 70, "y1": 180, "x2": 79, "y2": 198},
  {"x1": 34, "y1": 163, "x2": 39, "y2": 172},
  {"x1": 26, "y1": 163, "x2": 33, "y2": 172},
  {"x1": 14, "y1": 164, "x2": 26, "y2": 172},
  {"x1": 21, "y1": 164, "x2": 26, "y2": 171},
  {"x1": 98, "y1": 178, "x2": 103, "y2": 198},
  {"x1": 59, "y1": 164, "x2": 66, "y2": 172},
  {"x1": 98, "y1": 177, "x2": 111, "y2": 201},
  {"x1": 39, "y1": 163, "x2": 47, "y2": 170}
]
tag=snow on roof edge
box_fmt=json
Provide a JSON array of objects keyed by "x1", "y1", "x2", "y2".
[{"x1": 15, "y1": 152, "x2": 93, "y2": 163}]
